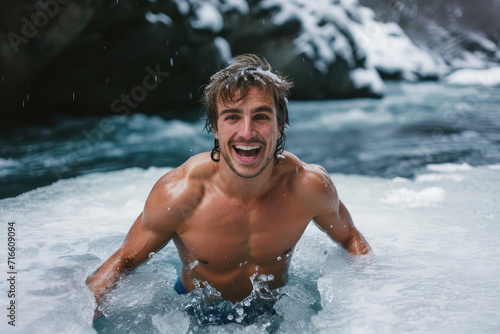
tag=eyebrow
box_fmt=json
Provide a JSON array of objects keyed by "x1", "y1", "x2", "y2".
[{"x1": 219, "y1": 106, "x2": 274, "y2": 116}]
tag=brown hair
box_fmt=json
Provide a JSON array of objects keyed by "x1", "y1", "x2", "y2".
[{"x1": 202, "y1": 54, "x2": 293, "y2": 161}]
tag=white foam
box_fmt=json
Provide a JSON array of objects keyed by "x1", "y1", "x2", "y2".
[
  {"x1": 426, "y1": 162, "x2": 472, "y2": 172},
  {"x1": 415, "y1": 173, "x2": 464, "y2": 183},
  {"x1": 382, "y1": 186, "x2": 446, "y2": 207},
  {"x1": 0, "y1": 157, "x2": 19, "y2": 167},
  {"x1": 0, "y1": 158, "x2": 20, "y2": 176}
]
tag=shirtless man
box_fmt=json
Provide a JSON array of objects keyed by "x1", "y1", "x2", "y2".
[{"x1": 86, "y1": 54, "x2": 372, "y2": 308}]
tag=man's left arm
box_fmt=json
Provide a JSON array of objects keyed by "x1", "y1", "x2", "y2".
[
  {"x1": 314, "y1": 200, "x2": 372, "y2": 255},
  {"x1": 306, "y1": 165, "x2": 372, "y2": 255}
]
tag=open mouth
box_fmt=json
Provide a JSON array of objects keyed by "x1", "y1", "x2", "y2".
[{"x1": 234, "y1": 145, "x2": 262, "y2": 160}]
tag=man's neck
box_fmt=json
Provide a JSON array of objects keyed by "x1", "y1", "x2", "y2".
[{"x1": 216, "y1": 161, "x2": 276, "y2": 203}]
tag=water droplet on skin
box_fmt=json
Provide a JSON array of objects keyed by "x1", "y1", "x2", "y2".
[
  {"x1": 255, "y1": 266, "x2": 259, "y2": 271},
  {"x1": 244, "y1": 261, "x2": 248, "y2": 264},
  {"x1": 239, "y1": 263, "x2": 243, "y2": 266},
  {"x1": 148, "y1": 252, "x2": 155, "y2": 259},
  {"x1": 330, "y1": 225, "x2": 333, "y2": 228},
  {"x1": 168, "y1": 207, "x2": 171, "y2": 210},
  {"x1": 188, "y1": 260, "x2": 199, "y2": 270},
  {"x1": 277, "y1": 256, "x2": 282, "y2": 261}
]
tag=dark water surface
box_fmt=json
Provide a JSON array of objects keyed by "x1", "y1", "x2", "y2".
[{"x1": 1, "y1": 82, "x2": 499, "y2": 199}]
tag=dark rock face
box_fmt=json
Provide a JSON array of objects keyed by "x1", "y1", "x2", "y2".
[
  {"x1": 1, "y1": 0, "x2": 227, "y2": 127},
  {"x1": 6, "y1": 0, "x2": 487, "y2": 127}
]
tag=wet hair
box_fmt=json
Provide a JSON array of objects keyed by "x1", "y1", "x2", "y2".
[{"x1": 202, "y1": 54, "x2": 293, "y2": 162}]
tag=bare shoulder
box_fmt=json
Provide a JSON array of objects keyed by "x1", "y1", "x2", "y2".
[
  {"x1": 142, "y1": 152, "x2": 213, "y2": 232},
  {"x1": 278, "y1": 152, "x2": 339, "y2": 213}
]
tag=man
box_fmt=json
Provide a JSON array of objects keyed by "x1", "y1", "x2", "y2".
[{"x1": 86, "y1": 54, "x2": 372, "y2": 310}]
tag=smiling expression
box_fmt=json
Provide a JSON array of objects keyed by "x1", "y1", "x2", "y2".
[{"x1": 215, "y1": 87, "x2": 281, "y2": 179}]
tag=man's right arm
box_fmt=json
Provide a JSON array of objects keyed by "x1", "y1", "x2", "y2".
[
  {"x1": 85, "y1": 212, "x2": 173, "y2": 304},
  {"x1": 85, "y1": 166, "x2": 197, "y2": 305}
]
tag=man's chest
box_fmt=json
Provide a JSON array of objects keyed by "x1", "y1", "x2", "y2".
[{"x1": 177, "y1": 191, "x2": 312, "y2": 267}]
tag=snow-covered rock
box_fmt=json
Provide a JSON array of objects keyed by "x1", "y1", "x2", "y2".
[
  {"x1": 445, "y1": 67, "x2": 500, "y2": 86},
  {"x1": 2, "y1": 0, "x2": 481, "y2": 125}
]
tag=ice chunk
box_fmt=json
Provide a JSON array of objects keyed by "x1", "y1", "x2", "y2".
[{"x1": 152, "y1": 311, "x2": 190, "y2": 333}]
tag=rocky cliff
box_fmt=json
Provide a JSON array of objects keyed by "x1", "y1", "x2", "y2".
[{"x1": 0, "y1": 0, "x2": 497, "y2": 127}]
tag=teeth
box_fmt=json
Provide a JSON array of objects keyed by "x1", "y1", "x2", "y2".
[{"x1": 235, "y1": 145, "x2": 260, "y2": 150}]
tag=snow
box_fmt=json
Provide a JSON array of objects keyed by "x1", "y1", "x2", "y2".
[
  {"x1": 351, "y1": 20, "x2": 438, "y2": 80},
  {"x1": 259, "y1": 0, "x2": 441, "y2": 95},
  {"x1": 214, "y1": 36, "x2": 232, "y2": 63},
  {"x1": 218, "y1": 0, "x2": 249, "y2": 15},
  {"x1": 349, "y1": 67, "x2": 385, "y2": 95},
  {"x1": 171, "y1": 0, "x2": 189, "y2": 15},
  {"x1": 190, "y1": 1, "x2": 224, "y2": 33},
  {"x1": 145, "y1": 11, "x2": 173, "y2": 26},
  {"x1": 445, "y1": 67, "x2": 500, "y2": 87}
]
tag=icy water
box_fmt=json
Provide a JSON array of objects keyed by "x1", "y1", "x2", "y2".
[{"x1": 1, "y1": 82, "x2": 500, "y2": 333}]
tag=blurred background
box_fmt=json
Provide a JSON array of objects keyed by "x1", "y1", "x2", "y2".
[{"x1": 1, "y1": 0, "x2": 499, "y2": 198}]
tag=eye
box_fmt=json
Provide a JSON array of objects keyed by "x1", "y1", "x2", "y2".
[
  {"x1": 226, "y1": 115, "x2": 239, "y2": 121},
  {"x1": 255, "y1": 114, "x2": 270, "y2": 120}
]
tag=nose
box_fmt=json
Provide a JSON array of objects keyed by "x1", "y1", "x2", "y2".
[{"x1": 241, "y1": 116, "x2": 256, "y2": 139}]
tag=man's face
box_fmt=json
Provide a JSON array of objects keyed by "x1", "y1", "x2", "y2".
[{"x1": 215, "y1": 87, "x2": 280, "y2": 179}]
